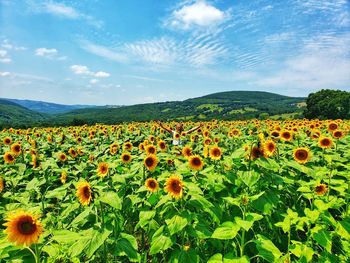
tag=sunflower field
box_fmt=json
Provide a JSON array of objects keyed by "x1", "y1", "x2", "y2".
[{"x1": 0, "y1": 119, "x2": 349, "y2": 263}]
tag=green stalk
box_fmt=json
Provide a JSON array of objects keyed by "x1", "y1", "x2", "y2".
[{"x1": 240, "y1": 206, "x2": 246, "y2": 257}]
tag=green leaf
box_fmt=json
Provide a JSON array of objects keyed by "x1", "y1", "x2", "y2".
[
  {"x1": 255, "y1": 234, "x2": 282, "y2": 262},
  {"x1": 165, "y1": 215, "x2": 188, "y2": 235},
  {"x1": 238, "y1": 170, "x2": 260, "y2": 188},
  {"x1": 69, "y1": 208, "x2": 92, "y2": 227},
  {"x1": 114, "y1": 233, "x2": 140, "y2": 262},
  {"x1": 235, "y1": 213, "x2": 263, "y2": 231},
  {"x1": 45, "y1": 187, "x2": 67, "y2": 200},
  {"x1": 304, "y1": 208, "x2": 320, "y2": 224},
  {"x1": 208, "y1": 253, "x2": 222, "y2": 263},
  {"x1": 223, "y1": 253, "x2": 250, "y2": 263},
  {"x1": 178, "y1": 248, "x2": 199, "y2": 263},
  {"x1": 150, "y1": 233, "x2": 173, "y2": 255},
  {"x1": 85, "y1": 229, "x2": 112, "y2": 258},
  {"x1": 99, "y1": 191, "x2": 122, "y2": 210},
  {"x1": 337, "y1": 218, "x2": 350, "y2": 240},
  {"x1": 137, "y1": 210, "x2": 156, "y2": 229},
  {"x1": 290, "y1": 241, "x2": 314, "y2": 262},
  {"x1": 313, "y1": 230, "x2": 332, "y2": 253},
  {"x1": 211, "y1": 222, "x2": 240, "y2": 240}
]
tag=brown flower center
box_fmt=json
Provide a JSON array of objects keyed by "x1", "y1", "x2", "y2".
[{"x1": 18, "y1": 217, "x2": 36, "y2": 235}]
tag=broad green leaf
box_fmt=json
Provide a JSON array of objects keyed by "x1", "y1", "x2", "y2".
[
  {"x1": 45, "y1": 187, "x2": 67, "y2": 200},
  {"x1": 313, "y1": 230, "x2": 332, "y2": 253},
  {"x1": 208, "y1": 253, "x2": 222, "y2": 263},
  {"x1": 85, "y1": 229, "x2": 112, "y2": 258},
  {"x1": 235, "y1": 213, "x2": 263, "y2": 231},
  {"x1": 69, "y1": 208, "x2": 92, "y2": 227},
  {"x1": 166, "y1": 215, "x2": 188, "y2": 235},
  {"x1": 137, "y1": 210, "x2": 156, "y2": 229},
  {"x1": 304, "y1": 208, "x2": 320, "y2": 223},
  {"x1": 223, "y1": 253, "x2": 250, "y2": 263},
  {"x1": 255, "y1": 234, "x2": 282, "y2": 262},
  {"x1": 99, "y1": 191, "x2": 122, "y2": 210},
  {"x1": 178, "y1": 248, "x2": 199, "y2": 263},
  {"x1": 150, "y1": 234, "x2": 173, "y2": 255},
  {"x1": 114, "y1": 233, "x2": 140, "y2": 262},
  {"x1": 337, "y1": 218, "x2": 350, "y2": 240},
  {"x1": 211, "y1": 222, "x2": 240, "y2": 240}
]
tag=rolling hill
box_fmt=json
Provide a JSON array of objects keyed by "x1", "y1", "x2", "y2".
[
  {"x1": 0, "y1": 91, "x2": 306, "y2": 128},
  {"x1": 0, "y1": 99, "x2": 48, "y2": 128},
  {"x1": 3, "y1": 98, "x2": 98, "y2": 114}
]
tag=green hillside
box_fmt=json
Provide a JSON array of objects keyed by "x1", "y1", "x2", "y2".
[
  {"x1": 53, "y1": 91, "x2": 305, "y2": 125},
  {"x1": 0, "y1": 99, "x2": 48, "y2": 128},
  {"x1": 0, "y1": 91, "x2": 305, "y2": 128}
]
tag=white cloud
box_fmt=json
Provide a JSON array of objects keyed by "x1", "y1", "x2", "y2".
[
  {"x1": 0, "y1": 49, "x2": 11, "y2": 63},
  {"x1": 165, "y1": 0, "x2": 230, "y2": 30},
  {"x1": 89, "y1": 79, "x2": 98, "y2": 84},
  {"x1": 70, "y1": 65, "x2": 92, "y2": 75},
  {"x1": 44, "y1": 2, "x2": 80, "y2": 19},
  {"x1": 1, "y1": 39, "x2": 27, "y2": 50},
  {"x1": 70, "y1": 65, "x2": 111, "y2": 78},
  {"x1": 0, "y1": 71, "x2": 11, "y2": 77},
  {"x1": 35, "y1": 47, "x2": 57, "y2": 56},
  {"x1": 0, "y1": 50, "x2": 7, "y2": 57},
  {"x1": 94, "y1": 71, "x2": 110, "y2": 78}
]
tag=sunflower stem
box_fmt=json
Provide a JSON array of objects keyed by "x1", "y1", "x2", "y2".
[{"x1": 27, "y1": 246, "x2": 39, "y2": 263}]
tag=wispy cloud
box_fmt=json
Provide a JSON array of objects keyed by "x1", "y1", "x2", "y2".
[
  {"x1": 124, "y1": 75, "x2": 165, "y2": 82},
  {"x1": 44, "y1": 2, "x2": 79, "y2": 19},
  {"x1": 164, "y1": 0, "x2": 231, "y2": 31},
  {"x1": 82, "y1": 31, "x2": 229, "y2": 68},
  {"x1": 27, "y1": 1, "x2": 103, "y2": 28},
  {"x1": 1, "y1": 39, "x2": 27, "y2": 51},
  {"x1": 0, "y1": 71, "x2": 11, "y2": 77},
  {"x1": 256, "y1": 33, "x2": 350, "y2": 94}
]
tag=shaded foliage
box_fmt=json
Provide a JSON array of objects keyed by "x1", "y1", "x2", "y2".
[{"x1": 304, "y1": 89, "x2": 350, "y2": 119}]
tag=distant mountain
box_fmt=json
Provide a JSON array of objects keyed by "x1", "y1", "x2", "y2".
[
  {"x1": 0, "y1": 99, "x2": 48, "y2": 127},
  {"x1": 0, "y1": 91, "x2": 306, "y2": 128},
  {"x1": 3, "y1": 98, "x2": 98, "y2": 114}
]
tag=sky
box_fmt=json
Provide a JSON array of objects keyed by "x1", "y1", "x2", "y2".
[{"x1": 0, "y1": 0, "x2": 349, "y2": 105}]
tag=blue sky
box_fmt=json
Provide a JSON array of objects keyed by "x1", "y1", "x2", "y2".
[{"x1": 0, "y1": 0, "x2": 349, "y2": 105}]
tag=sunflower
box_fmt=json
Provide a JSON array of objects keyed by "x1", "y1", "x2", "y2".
[
  {"x1": 77, "y1": 147, "x2": 84, "y2": 156},
  {"x1": 109, "y1": 143, "x2": 119, "y2": 155},
  {"x1": 145, "y1": 178, "x2": 159, "y2": 192},
  {"x1": 0, "y1": 177, "x2": 4, "y2": 193},
  {"x1": 57, "y1": 152, "x2": 67, "y2": 162},
  {"x1": 121, "y1": 153, "x2": 132, "y2": 164},
  {"x1": 249, "y1": 146, "x2": 263, "y2": 160},
  {"x1": 328, "y1": 122, "x2": 338, "y2": 131},
  {"x1": 144, "y1": 154, "x2": 158, "y2": 171},
  {"x1": 293, "y1": 147, "x2": 310, "y2": 164},
  {"x1": 3, "y1": 211, "x2": 43, "y2": 246},
  {"x1": 318, "y1": 137, "x2": 333, "y2": 149},
  {"x1": 188, "y1": 155, "x2": 204, "y2": 171},
  {"x1": 123, "y1": 142, "x2": 133, "y2": 151},
  {"x1": 165, "y1": 175, "x2": 184, "y2": 199},
  {"x1": 315, "y1": 184, "x2": 328, "y2": 196},
  {"x1": 76, "y1": 181, "x2": 92, "y2": 206},
  {"x1": 166, "y1": 158, "x2": 174, "y2": 166},
  {"x1": 68, "y1": 148, "x2": 78, "y2": 158},
  {"x1": 60, "y1": 171, "x2": 67, "y2": 184},
  {"x1": 145, "y1": 145, "x2": 157, "y2": 155},
  {"x1": 10, "y1": 143, "x2": 22, "y2": 156},
  {"x1": 47, "y1": 135, "x2": 52, "y2": 143},
  {"x1": 182, "y1": 146, "x2": 192, "y2": 158},
  {"x1": 263, "y1": 140, "x2": 276, "y2": 157},
  {"x1": 271, "y1": 130, "x2": 280, "y2": 139},
  {"x1": 204, "y1": 137, "x2": 212, "y2": 146},
  {"x1": 158, "y1": 140, "x2": 167, "y2": 151},
  {"x1": 231, "y1": 129, "x2": 241, "y2": 137},
  {"x1": 209, "y1": 146, "x2": 222, "y2": 160},
  {"x1": 4, "y1": 152, "x2": 15, "y2": 164},
  {"x1": 332, "y1": 130, "x2": 344, "y2": 139},
  {"x1": 139, "y1": 143, "x2": 145, "y2": 152},
  {"x1": 3, "y1": 136, "x2": 12, "y2": 145},
  {"x1": 281, "y1": 130, "x2": 293, "y2": 142},
  {"x1": 97, "y1": 162, "x2": 109, "y2": 177}
]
